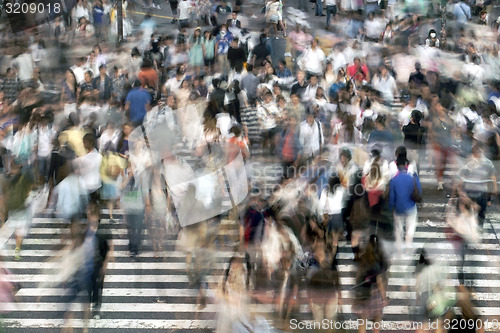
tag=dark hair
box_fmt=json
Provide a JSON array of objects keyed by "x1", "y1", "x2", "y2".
[{"x1": 328, "y1": 175, "x2": 341, "y2": 194}]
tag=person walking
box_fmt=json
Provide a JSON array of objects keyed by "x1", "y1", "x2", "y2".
[{"x1": 388, "y1": 155, "x2": 422, "y2": 256}]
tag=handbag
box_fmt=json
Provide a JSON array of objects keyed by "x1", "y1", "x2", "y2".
[{"x1": 411, "y1": 175, "x2": 422, "y2": 203}]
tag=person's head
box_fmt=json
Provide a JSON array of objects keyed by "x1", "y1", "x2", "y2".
[
  {"x1": 82, "y1": 133, "x2": 95, "y2": 152},
  {"x1": 375, "y1": 115, "x2": 386, "y2": 129},
  {"x1": 367, "y1": 12, "x2": 374, "y2": 20},
  {"x1": 290, "y1": 93, "x2": 300, "y2": 105},
  {"x1": 297, "y1": 70, "x2": 305, "y2": 83},
  {"x1": 231, "y1": 37, "x2": 239, "y2": 48},
  {"x1": 288, "y1": 115, "x2": 298, "y2": 128},
  {"x1": 263, "y1": 92, "x2": 273, "y2": 104},
  {"x1": 99, "y1": 64, "x2": 107, "y2": 75},
  {"x1": 204, "y1": 30, "x2": 212, "y2": 39},
  {"x1": 311, "y1": 38, "x2": 319, "y2": 49},
  {"x1": 411, "y1": 110, "x2": 422, "y2": 124},
  {"x1": 328, "y1": 174, "x2": 341, "y2": 194},
  {"x1": 339, "y1": 148, "x2": 352, "y2": 166},
  {"x1": 428, "y1": 29, "x2": 437, "y2": 39},
  {"x1": 123, "y1": 123, "x2": 133, "y2": 136},
  {"x1": 310, "y1": 75, "x2": 318, "y2": 86},
  {"x1": 379, "y1": 65, "x2": 388, "y2": 77},
  {"x1": 278, "y1": 59, "x2": 286, "y2": 70},
  {"x1": 354, "y1": 57, "x2": 361, "y2": 66},
  {"x1": 246, "y1": 64, "x2": 254, "y2": 73},
  {"x1": 415, "y1": 61, "x2": 422, "y2": 71},
  {"x1": 220, "y1": 24, "x2": 227, "y2": 33},
  {"x1": 232, "y1": 11, "x2": 237, "y2": 20},
  {"x1": 194, "y1": 27, "x2": 201, "y2": 36},
  {"x1": 181, "y1": 79, "x2": 190, "y2": 89},
  {"x1": 471, "y1": 144, "x2": 482, "y2": 159},
  {"x1": 84, "y1": 70, "x2": 93, "y2": 82},
  {"x1": 306, "y1": 112, "x2": 315, "y2": 125}
]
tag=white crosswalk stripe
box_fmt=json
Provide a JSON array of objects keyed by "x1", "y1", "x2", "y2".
[{"x1": 2, "y1": 151, "x2": 500, "y2": 332}]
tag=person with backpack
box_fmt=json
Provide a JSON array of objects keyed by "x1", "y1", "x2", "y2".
[{"x1": 388, "y1": 154, "x2": 422, "y2": 256}]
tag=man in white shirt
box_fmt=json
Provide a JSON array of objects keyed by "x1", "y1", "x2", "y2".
[
  {"x1": 178, "y1": 0, "x2": 192, "y2": 28},
  {"x1": 302, "y1": 75, "x2": 320, "y2": 103},
  {"x1": 299, "y1": 113, "x2": 324, "y2": 160},
  {"x1": 301, "y1": 39, "x2": 326, "y2": 77},
  {"x1": 364, "y1": 12, "x2": 384, "y2": 41},
  {"x1": 12, "y1": 49, "x2": 35, "y2": 87},
  {"x1": 164, "y1": 66, "x2": 186, "y2": 95},
  {"x1": 372, "y1": 65, "x2": 397, "y2": 104},
  {"x1": 74, "y1": 133, "x2": 102, "y2": 203}
]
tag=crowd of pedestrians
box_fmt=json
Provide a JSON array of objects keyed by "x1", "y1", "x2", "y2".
[{"x1": 0, "y1": 0, "x2": 499, "y2": 331}]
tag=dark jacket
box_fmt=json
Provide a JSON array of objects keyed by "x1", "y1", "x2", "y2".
[
  {"x1": 93, "y1": 75, "x2": 113, "y2": 101},
  {"x1": 226, "y1": 19, "x2": 241, "y2": 28}
]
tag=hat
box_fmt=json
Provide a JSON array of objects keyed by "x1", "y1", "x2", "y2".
[{"x1": 195, "y1": 26, "x2": 201, "y2": 31}]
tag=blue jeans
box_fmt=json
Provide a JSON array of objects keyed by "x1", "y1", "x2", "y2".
[
  {"x1": 315, "y1": 0, "x2": 323, "y2": 15},
  {"x1": 467, "y1": 191, "x2": 487, "y2": 228},
  {"x1": 326, "y1": 5, "x2": 337, "y2": 27},
  {"x1": 126, "y1": 212, "x2": 144, "y2": 254}
]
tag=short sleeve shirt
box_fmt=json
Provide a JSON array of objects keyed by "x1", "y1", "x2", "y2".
[{"x1": 459, "y1": 157, "x2": 496, "y2": 193}]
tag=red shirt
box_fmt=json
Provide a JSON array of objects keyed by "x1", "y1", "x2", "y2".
[
  {"x1": 138, "y1": 68, "x2": 158, "y2": 88},
  {"x1": 347, "y1": 63, "x2": 369, "y2": 82}
]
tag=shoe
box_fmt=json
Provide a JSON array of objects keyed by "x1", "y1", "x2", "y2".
[
  {"x1": 437, "y1": 182, "x2": 444, "y2": 191},
  {"x1": 156, "y1": 4, "x2": 161, "y2": 9},
  {"x1": 321, "y1": 14, "x2": 326, "y2": 16},
  {"x1": 275, "y1": 36, "x2": 279, "y2": 39},
  {"x1": 171, "y1": 19, "x2": 177, "y2": 24},
  {"x1": 14, "y1": 247, "x2": 21, "y2": 261}
]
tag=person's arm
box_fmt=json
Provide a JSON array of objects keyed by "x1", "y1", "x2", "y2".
[
  {"x1": 377, "y1": 273, "x2": 388, "y2": 305},
  {"x1": 101, "y1": 238, "x2": 114, "y2": 275}
]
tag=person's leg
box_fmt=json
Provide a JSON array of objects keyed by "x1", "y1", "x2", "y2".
[
  {"x1": 405, "y1": 206, "x2": 418, "y2": 250},
  {"x1": 473, "y1": 193, "x2": 487, "y2": 228},
  {"x1": 433, "y1": 143, "x2": 445, "y2": 188},
  {"x1": 326, "y1": 6, "x2": 332, "y2": 27},
  {"x1": 393, "y1": 212, "x2": 404, "y2": 254}
]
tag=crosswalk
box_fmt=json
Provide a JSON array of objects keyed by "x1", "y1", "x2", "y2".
[{"x1": 2, "y1": 142, "x2": 500, "y2": 332}]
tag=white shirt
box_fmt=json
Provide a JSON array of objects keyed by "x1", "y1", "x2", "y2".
[
  {"x1": 74, "y1": 149, "x2": 103, "y2": 193},
  {"x1": 13, "y1": 53, "x2": 34, "y2": 82},
  {"x1": 35, "y1": 126, "x2": 56, "y2": 158},
  {"x1": 318, "y1": 187, "x2": 345, "y2": 215},
  {"x1": 164, "y1": 77, "x2": 183, "y2": 95},
  {"x1": 388, "y1": 160, "x2": 417, "y2": 179},
  {"x1": 372, "y1": 74, "x2": 397, "y2": 102},
  {"x1": 178, "y1": 0, "x2": 191, "y2": 20},
  {"x1": 71, "y1": 65, "x2": 86, "y2": 85},
  {"x1": 98, "y1": 129, "x2": 120, "y2": 152},
  {"x1": 364, "y1": 18, "x2": 384, "y2": 39},
  {"x1": 299, "y1": 119, "x2": 324, "y2": 157},
  {"x1": 303, "y1": 47, "x2": 326, "y2": 75}
]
